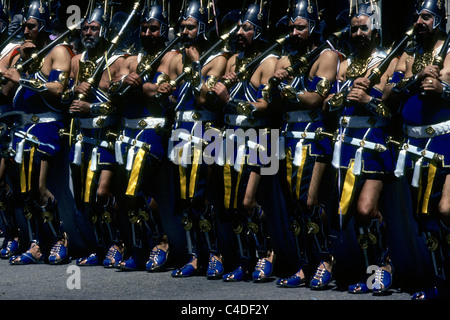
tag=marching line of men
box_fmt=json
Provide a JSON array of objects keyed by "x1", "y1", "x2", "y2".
[{"x1": 0, "y1": 0, "x2": 449, "y2": 301}]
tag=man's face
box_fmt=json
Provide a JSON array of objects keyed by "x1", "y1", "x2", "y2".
[
  {"x1": 288, "y1": 17, "x2": 310, "y2": 50},
  {"x1": 350, "y1": 15, "x2": 374, "y2": 50},
  {"x1": 414, "y1": 10, "x2": 436, "y2": 41},
  {"x1": 235, "y1": 21, "x2": 255, "y2": 51},
  {"x1": 180, "y1": 17, "x2": 199, "y2": 46},
  {"x1": 140, "y1": 20, "x2": 161, "y2": 48},
  {"x1": 24, "y1": 18, "x2": 40, "y2": 42},
  {"x1": 81, "y1": 21, "x2": 102, "y2": 49}
]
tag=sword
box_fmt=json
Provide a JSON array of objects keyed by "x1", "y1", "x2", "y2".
[
  {"x1": 339, "y1": 135, "x2": 387, "y2": 152},
  {"x1": 227, "y1": 133, "x2": 265, "y2": 151},
  {"x1": 171, "y1": 130, "x2": 207, "y2": 146},
  {"x1": 398, "y1": 143, "x2": 443, "y2": 162},
  {"x1": 14, "y1": 131, "x2": 56, "y2": 150}
]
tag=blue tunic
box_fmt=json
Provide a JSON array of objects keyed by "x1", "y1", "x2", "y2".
[
  {"x1": 69, "y1": 53, "x2": 121, "y2": 169},
  {"x1": 13, "y1": 71, "x2": 64, "y2": 158}
]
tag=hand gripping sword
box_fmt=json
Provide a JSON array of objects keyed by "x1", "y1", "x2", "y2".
[
  {"x1": 205, "y1": 34, "x2": 291, "y2": 105},
  {"x1": 153, "y1": 23, "x2": 240, "y2": 102},
  {"x1": 0, "y1": 18, "x2": 85, "y2": 89},
  {"x1": 74, "y1": 1, "x2": 141, "y2": 102},
  {"x1": 115, "y1": 35, "x2": 181, "y2": 97},
  {"x1": 268, "y1": 26, "x2": 349, "y2": 88},
  {"x1": 327, "y1": 27, "x2": 414, "y2": 113}
]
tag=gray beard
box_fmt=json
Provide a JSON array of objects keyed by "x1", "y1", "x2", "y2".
[{"x1": 81, "y1": 37, "x2": 100, "y2": 50}]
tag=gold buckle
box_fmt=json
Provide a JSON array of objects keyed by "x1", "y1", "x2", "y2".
[
  {"x1": 425, "y1": 126, "x2": 435, "y2": 135},
  {"x1": 138, "y1": 119, "x2": 148, "y2": 128},
  {"x1": 192, "y1": 111, "x2": 201, "y2": 121},
  {"x1": 96, "y1": 118, "x2": 105, "y2": 127},
  {"x1": 31, "y1": 115, "x2": 39, "y2": 123}
]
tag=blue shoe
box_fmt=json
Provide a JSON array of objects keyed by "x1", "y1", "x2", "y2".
[
  {"x1": 76, "y1": 253, "x2": 99, "y2": 266},
  {"x1": 146, "y1": 246, "x2": 169, "y2": 272},
  {"x1": 171, "y1": 255, "x2": 198, "y2": 277},
  {"x1": 206, "y1": 254, "x2": 224, "y2": 279},
  {"x1": 276, "y1": 269, "x2": 306, "y2": 287},
  {"x1": 1, "y1": 239, "x2": 19, "y2": 259},
  {"x1": 252, "y1": 257, "x2": 274, "y2": 282},
  {"x1": 9, "y1": 252, "x2": 45, "y2": 264},
  {"x1": 348, "y1": 281, "x2": 370, "y2": 294},
  {"x1": 9, "y1": 241, "x2": 44, "y2": 265},
  {"x1": 411, "y1": 287, "x2": 440, "y2": 300},
  {"x1": 372, "y1": 267, "x2": 393, "y2": 294},
  {"x1": 49, "y1": 233, "x2": 69, "y2": 265},
  {"x1": 309, "y1": 261, "x2": 333, "y2": 289},
  {"x1": 118, "y1": 256, "x2": 143, "y2": 271},
  {"x1": 223, "y1": 266, "x2": 246, "y2": 282},
  {"x1": 103, "y1": 244, "x2": 125, "y2": 268}
]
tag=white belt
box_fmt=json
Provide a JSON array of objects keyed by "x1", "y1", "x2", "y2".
[
  {"x1": 395, "y1": 142, "x2": 444, "y2": 188},
  {"x1": 72, "y1": 133, "x2": 113, "y2": 171},
  {"x1": 405, "y1": 120, "x2": 450, "y2": 138},
  {"x1": 227, "y1": 132, "x2": 266, "y2": 172},
  {"x1": 13, "y1": 129, "x2": 56, "y2": 164},
  {"x1": 168, "y1": 121, "x2": 207, "y2": 168},
  {"x1": 283, "y1": 110, "x2": 321, "y2": 123},
  {"x1": 23, "y1": 112, "x2": 63, "y2": 124},
  {"x1": 75, "y1": 133, "x2": 112, "y2": 149},
  {"x1": 123, "y1": 117, "x2": 165, "y2": 130},
  {"x1": 115, "y1": 134, "x2": 152, "y2": 171},
  {"x1": 277, "y1": 127, "x2": 334, "y2": 163},
  {"x1": 175, "y1": 110, "x2": 216, "y2": 122},
  {"x1": 340, "y1": 116, "x2": 389, "y2": 128},
  {"x1": 78, "y1": 116, "x2": 117, "y2": 129},
  {"x1": 332, "y1": 127, "x2": 387, "y2": 175},
  {"x1": 224, "y1": 114, "x2": 269, "y2": 127}
]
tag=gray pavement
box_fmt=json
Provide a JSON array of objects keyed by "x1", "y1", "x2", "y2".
[
  {"x1": 0, "y1": 257, "x2": 412, "y2": 301},
  {"x1": 1, "y1": 257, "x2": 441, "y2": 319}
]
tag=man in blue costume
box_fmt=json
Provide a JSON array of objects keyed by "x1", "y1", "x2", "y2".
[
  {"x1": 166, "y1": 0, "x2": 229, "y2": 278},
  {"x1": 210, "y1": 2, "x2": 279, "y2": 282},
  {"x1": 65, "y1": 2, "x2": 128, "y2": 267},
  {"x1": 3, "y1": 0, "x2": 73, "y2": 265},
  {"x1": 328, "y1": 0, "x2": 398, "y2": 295},
  {"x1": 110, "y1": 1, "x2": 178, "y2": 272},
  {"x1": 0, "y1": 2, "x2": 24, "y2": 260},
  {"x1": 384, "y1": 0, "x2": 450, "y2": 300},
  {"x1": 270, "y1": 0, "x2": 341, "y2": 289}
]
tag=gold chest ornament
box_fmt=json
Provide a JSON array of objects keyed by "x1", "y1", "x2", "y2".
[
  {"x1": 346, "y1": 56, "x2": 371, "y2": 79},
  {"x1": 235, "y1": 52, "x2": 258, "y2": 80},
  {"x1": 77, "y1": 59, "x2": 96, "y2": 83},
  {"x1": 412, "y1": 50, "x2": 435, "y2": 75},
  {"x1": 136, "y1": 53, "x2": 156, "y2": 75}
]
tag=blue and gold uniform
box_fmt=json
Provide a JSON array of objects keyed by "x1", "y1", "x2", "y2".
[
  {"x1": 169, "y1": 49, "x2": 224, "y2": 276},
  {"x1": 168, "y1": 0, "x2": 227, "y2": 278},
  {"x1": 68, "y1": 49, "x2": 125, "y2": 266},
  {"x1": 333, "y1": 49, "x2": 396, "y2": 220},
  {"x1": 114, "y1": 53, "x2": 172, "y2": 271},
  {"x1": 390, "y1": 30, "x2": 450, "y2": 298}
]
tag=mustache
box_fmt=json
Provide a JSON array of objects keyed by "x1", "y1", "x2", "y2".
[
  {"x1": 181, "y1": 34, "x2": 195, "y2": 42},
  {"x1": 353, "y1": 35, "x2": 369, "y2": 43},
  {"x1": 181, "y1": 34, "x2": 198, "y2": 47},
  {"x1": 414, "y1": 24, "x2": 429, "y2": 32}
]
